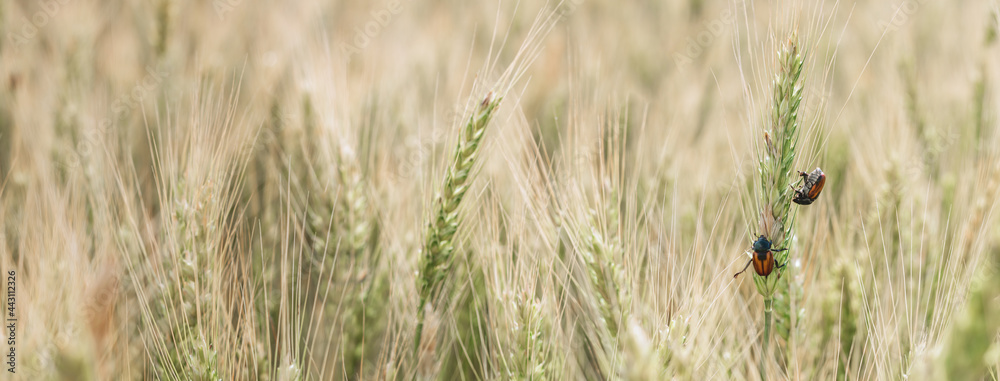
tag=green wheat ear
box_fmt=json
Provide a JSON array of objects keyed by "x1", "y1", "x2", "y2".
[
  {"x1": 748, "y1": 32, "x2": 804, "y2": 379},
  {"x1": 414, "y1": 91, "x2": 503, "y2": 356},
  {"x1": 928, "y1": 171, "x2": 1000, "y2": 380},
  {"x1": 931, "y1": 253, "x2": 1000, "y2": 380},
  {"x1": 751, "y1": 33, "x2": 802, "y2": 297}
]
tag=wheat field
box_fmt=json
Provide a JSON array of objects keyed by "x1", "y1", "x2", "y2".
[{"x1": 2, "y1": 0, "x2": 1000, "y2": 380}]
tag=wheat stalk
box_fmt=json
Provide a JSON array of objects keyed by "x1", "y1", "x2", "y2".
[
  {"x1": 336, "y1": 145, "x2": 385, "y2": 380},
  {"x1": 925, "y1": 164, "x2": 1000, "y2": 380},
  {"x1": 748, "y1": 32, "x2": 804, "y2": 379},
  {"x1": 414, "y1": 91, "x2": 503, "y2": 360}
]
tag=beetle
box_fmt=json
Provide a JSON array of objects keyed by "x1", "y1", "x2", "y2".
[
  {"x1": 790, "y1": 167, "x2": 826, "y2": 205},
  {"x1": 733, "y1": 235, "x2": 788, "y2": 279}
]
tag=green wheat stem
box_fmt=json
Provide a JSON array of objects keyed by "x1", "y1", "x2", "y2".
[{"x1": 761, "y1": 298, "x2": 773, "y2": 380}]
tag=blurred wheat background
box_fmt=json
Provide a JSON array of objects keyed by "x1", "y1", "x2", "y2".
[{"x1": 2, "y1": 0, "x2": 1000, "y2": 380}]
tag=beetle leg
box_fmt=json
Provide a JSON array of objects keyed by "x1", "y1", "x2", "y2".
[
  {"x1": 772, "y1": 247, "x2": 788, "y2": 253},
  {"x1": 776, "y1": 261, "x2": 787, "y2": 269},
  {"x1": 733, "y1": 259, "x2": 753, "y2": 278}
]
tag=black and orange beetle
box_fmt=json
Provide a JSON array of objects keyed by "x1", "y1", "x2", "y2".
[
  {"x1": 733, "y1": 235, "x2": 788, "y2": 279},
  {"x1": 790, "y1": 167, "x2": 826, "y2": 205}
]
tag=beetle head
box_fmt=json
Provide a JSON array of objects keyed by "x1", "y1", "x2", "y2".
[{"x1": 752, "y1": 235, "x2": 771, "y2": 253}]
